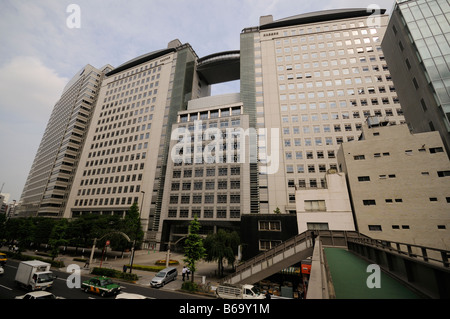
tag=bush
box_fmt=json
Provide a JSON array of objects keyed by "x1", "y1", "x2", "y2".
[
  {"x1": 155, "y1": 259, "x2": 179, "y2": 266},
  {"x1": 181, "y1": 281, "x2": 198, "y2": 292},
  {"x1": 91, "y1": 267, "x2": 139, "y2": 282},
  {"x1": 6, "y1": 251, "x2": 64, "y2": 268},
  {"x1": 128, "y1": 264, "x2": 165, "y2": 272}
]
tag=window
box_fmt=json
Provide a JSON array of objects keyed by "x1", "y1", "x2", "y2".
[
  {"x1": 307, "y1": 222, "x2": 329, "y2": 230},
  {"x1": 354, "y1": 155, "x2": 365, "y2": 160},
  {"x1": 259, "y1": 240, "x2": 282, "y2": 251},
  {"x1": 363, "y1": 199, "x2": 376, "y2": 206},
  {"x1": 430, "y1": 147, "x2": 444, "y2": 153},
  {"x1": 437, "y1": 171, "x2": 450, "y2": 177},
  {"x1": 259, "y1": 221, "x2": 281, "y2": 231},
  {"x1": 304, "y1": 200, "x2": 326, "y2": 211},
  {"x1": 358, "y1": 176, "x2": 370, "y2": 182},
  {"x1": 368, "y1": 225, "x2": 382, "y2": 231}
]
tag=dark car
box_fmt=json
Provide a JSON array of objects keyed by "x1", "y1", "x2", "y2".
[{"x1": 81, "y1": 276, "x2": 121, "y2": 297}]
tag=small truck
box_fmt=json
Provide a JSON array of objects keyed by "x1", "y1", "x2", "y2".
[
  {"x1": 216, "y1": 284, "x2": 265, "y2": 299},
  {"x1": 15, "y1": 260, "x2": 55, "y2": 291}
]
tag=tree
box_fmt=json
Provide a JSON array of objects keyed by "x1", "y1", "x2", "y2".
[
  {"x1": 204, "y1": 229, "x2": 240, "y2": 277},
  {"x1": 123, "y1": 202, "x2": 143, "y2": 245},
  {"x1": 48, "y1": 219, "x2": 69, "y2": 260},
  {"x1": 183, "y1": 216, "x2": 206, "y2": 282},
  {"x1": 273, "y1": 207, "x2": 281, "y2": 214}
]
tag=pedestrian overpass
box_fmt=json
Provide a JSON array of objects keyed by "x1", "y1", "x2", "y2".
[{"x1": 221, "y1": 231, "x2": 450, "y2": 299}]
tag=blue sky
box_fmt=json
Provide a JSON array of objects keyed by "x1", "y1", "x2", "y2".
[{"x1": 0, "y1": 0, "x2": 396, "y2": 202}]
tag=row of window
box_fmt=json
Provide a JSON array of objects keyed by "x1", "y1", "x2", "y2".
[
  {"x1": 279, "y1": 85, "x2": 397, "y2": 102},
  {"x1": 363, "y1": 197, "x2": 450, "y2": 205},
  {"x1": 169, "y1": 193, "x2": 241, "y2": 205},
  {"x1": 77, "y1": 183, "x2": 143, "y2": 197},
  {"x1": 274, "y1": 21, "x2": 375, "y2": 42},
  {"x1": 369, "y1": 224, "x2": 447, "y2": 231},
  {"x1": 284, "y1": 149, "x2": 336, "y2": 159},
  {"x1": 167, "y1": 207, "x2": 241, "y2": 219},
  {"x1": 85, "y1": 152, "x2": 147, "y2": 168},
  {"x1": 353, "y1": 146, "x2": 445, "y2": 160},
  {"x1": 172, "y1": 167, "x2": 240, "y2": 178},
  {"x1": 179, "y1": 107, "x2": 242, "y2": 123},
  {"x1": 282, "y1": 109, "x2": 402, "y2": 125},
  {"x1": 74, "y1": 196, "x2": 140, "y2": 207},
  {"x1": 283, "y1": 134, "x2": 358, "y2": 146},
  {"x1": 170, "y1": 180, "x2": 240, "y2": 191},
  {"x1": 82, "y1": 162, "x2": 145, "y2": 177}
]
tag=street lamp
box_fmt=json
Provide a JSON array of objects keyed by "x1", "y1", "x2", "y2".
[{"x1": 129, "y1": 190, "x2": 145, "y2": 273}]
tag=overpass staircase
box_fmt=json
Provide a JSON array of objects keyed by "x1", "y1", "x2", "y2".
[
  {"x1": 222, "y1": 230, "x2": 450, "y2": 299},
  {"x1": 221, "y1": 230, "x2": 366, "y2": 285}
]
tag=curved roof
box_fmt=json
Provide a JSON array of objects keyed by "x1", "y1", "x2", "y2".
[
  {"x1": 106, "y1": 48, "x2": 176, "y2": 77},
  {"x1": 197, "y1": 50, "x2": 240, "y2": 85},
  {"x1": 260, "y1": 8, "x2": 386, "y2": 30}
]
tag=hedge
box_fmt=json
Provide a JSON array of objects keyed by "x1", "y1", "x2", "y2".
[
  {"x1": 91, "y1": 267, "x2": 139, "y2": 282},
  {"x1": 4, "y1": 251, "x2": 64, "y2": 268},
  {"x1": 127, "y1": 264, "x2": 165, "y2": 272}
]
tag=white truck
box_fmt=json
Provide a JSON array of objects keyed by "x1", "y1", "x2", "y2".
[
  {"x1": 15, "y1": 260, "x2": 55, "y2": 291},
  {"x1": 216, "y1": 284, "x2": 265, "y2": 299}
]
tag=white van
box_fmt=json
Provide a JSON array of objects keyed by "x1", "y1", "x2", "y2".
[{"x1": 150, "y1": 267, "x2": 178, "y2": 288}]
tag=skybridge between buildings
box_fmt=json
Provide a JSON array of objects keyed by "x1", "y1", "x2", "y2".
[{"x1": 222, "y1": 231, "x2": 450, "y2": 299}]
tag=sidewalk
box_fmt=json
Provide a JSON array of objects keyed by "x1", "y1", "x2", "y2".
[{"x1": 57, "y1": 249, "x2": 223, "y2": 293}]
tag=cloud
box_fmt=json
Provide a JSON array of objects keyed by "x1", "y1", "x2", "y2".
[
  {"x1": 0, "y1": 56, "x2": 68, "y2": 201},
  {"x1": 0, "y1": 56, "x2": 68, "y2": 123}
]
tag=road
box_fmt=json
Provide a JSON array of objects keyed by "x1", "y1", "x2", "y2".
[{"x1": 0, "y1": 260, "x2": 208, "y2": 300}]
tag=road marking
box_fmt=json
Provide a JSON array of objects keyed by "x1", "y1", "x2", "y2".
[{"x1": 0, "y1": 284, "x2": 12, "y2": 291}]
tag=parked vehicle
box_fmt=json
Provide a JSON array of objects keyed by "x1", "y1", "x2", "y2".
[
  {"x1": 15, "y1": 260, "x2": 55, "y2": 291},
  {"x1": 150, "y1": 267, "x2": 177, "y2": 288},
  {"x1": 81, "y1": 276, "x2": 121, "y2": 297},
  {"x1": 0, "y1": 253, "x2": 7, "y2": 266},
  {"x1": 115, "y1": 293, "x2": 149, "y2": 299},
  {"x1": 0, "y1": 266, "x2": 4, "y2": 275},
  {"x1": 15, "y1": 291, "x2": 64, "y2": 299},
  {"x1": 216, "y1": 284, "x2": 265, "y2": 299}
]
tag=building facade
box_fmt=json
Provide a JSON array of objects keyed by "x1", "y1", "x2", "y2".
[
  {"x1": 381, "y1": 0, "x2": 450, "y2": 157},
  {"x1": 337, "y1": 120, "x2": 450, "y2": 250},
  {"x1": 240, "y1": 9, "x2": 406, "y2": 220},
  {"x1": 158, "y1": 94, "x2": 251, "y2": 248},
  {"x1": 63, "y1": 41, "x2": 202, "y2": 245},
  {"x1": 17, "y1": 64, "x2": 112, "y2": 217},
  {"x1": 295, "y1": 170, "x2": 355, "y2": 233}
]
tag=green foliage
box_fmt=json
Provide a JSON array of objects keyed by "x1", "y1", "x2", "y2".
[
  {"x1": 126, "y1": 264, "x2": 165, "y2": 272},
  {"x1": 273, "y1": 207, "x2": 281, "y2": 214},
  {"x1": 0, "y1": 204, "x2": 142, "y2": 254},
  {"x1": 204, "y1": 229, "x2": 240, "y2": 277},
  {"x1": 3, "y1": 251, "x2": 64, "y2": 268},
  {"x1": 91, "y1": 267, "x2": 139, "y2": 282},
  {"x1": 181, "y1": 281, "x2": 199, "y2": 292},
  {"x1": 49, "y1": 219, "x2": 69, "y2": 260},
  {"x1": 183, "y1": 216, "x2": 206, "y2": 282}
]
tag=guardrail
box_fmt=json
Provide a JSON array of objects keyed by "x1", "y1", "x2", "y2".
[
  {"x1": 222, "y1": 232, "x2": 314, "y2": 285},
  {"x1": 348, "y1": 237, "x2": 450, "y2": 268},
  {"x1": 347, "y1": 237, "x2": 450, "y2": 298}
]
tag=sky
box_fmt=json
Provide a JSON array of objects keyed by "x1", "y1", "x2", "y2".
[{"x1": 0, "y1": 0, "x2": 396, "y2": 202}]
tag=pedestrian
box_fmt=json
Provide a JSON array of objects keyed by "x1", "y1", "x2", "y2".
[
  {"x1": 84, "y1": 260, "x2": 89, "y2": 268},
  {"x1": 123, "y1": 265, "x2": 127, "y2": 273},
  {"x1": 182, "y1": 266, "x2": 187, "y2": 281},
  {"x1": 186, "y1": 267, "x2": 190, "y2": 280},
  {"x1": 265, "y1": 291, "x2": 271, "y2": 299}
]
